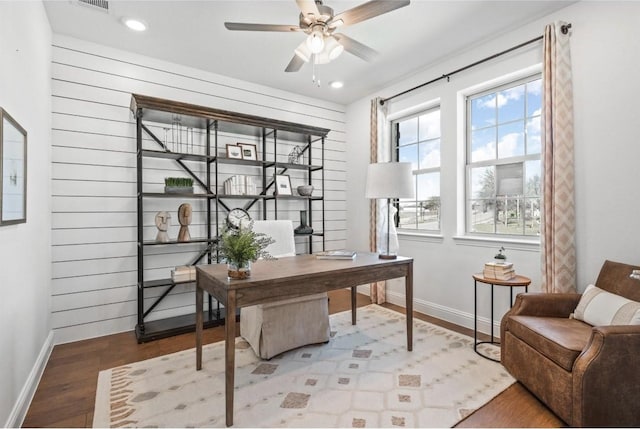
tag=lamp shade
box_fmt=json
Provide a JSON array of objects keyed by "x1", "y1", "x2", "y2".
[{"x1": 365, "y1": 162, "x2": 415, "y2": 199}]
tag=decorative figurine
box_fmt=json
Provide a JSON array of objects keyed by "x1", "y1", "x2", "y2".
[
  {"x1": 177, "y1": 203, "x2": 192, "y2": 242},
  {"x1": 155, "y1": 211, "x2": 171, "y2": 243}
]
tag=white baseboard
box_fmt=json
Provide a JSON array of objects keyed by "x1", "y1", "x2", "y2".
[
  {"x1": 5, "y1": 330, "x2": 54, "y2": 428},
  {"x1": 384, "y1": 290, "x2": 502, "y2": 338}
]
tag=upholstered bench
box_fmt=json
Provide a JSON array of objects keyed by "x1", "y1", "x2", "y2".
[{"x1": 240, "y1": 220, "x2": 330, "y2": 359}]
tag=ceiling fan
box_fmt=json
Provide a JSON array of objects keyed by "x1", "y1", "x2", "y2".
[{"x1": 224, "y1": 0, "x2": 410, "y2": 72}]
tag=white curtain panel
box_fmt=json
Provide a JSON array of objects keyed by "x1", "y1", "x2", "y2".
[{"x1": 541, "y1": 21, "x2": 577, "y2": 293}]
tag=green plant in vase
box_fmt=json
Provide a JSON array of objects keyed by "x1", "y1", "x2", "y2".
[
  {"x1": 164, "y1": 177, "x2": 194, "y2": 193},
  {"x1": 216, "y1": 222, "x2": 274, "y2": 279}
]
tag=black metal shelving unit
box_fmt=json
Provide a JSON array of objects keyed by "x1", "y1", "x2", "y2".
[{"x1": 131, "y1": 94, "x2": 330, "y2": 342}]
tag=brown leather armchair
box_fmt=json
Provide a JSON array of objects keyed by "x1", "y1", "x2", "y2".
[{"x1": 501, "y1": 260, "x2": 640, "y2": 427}]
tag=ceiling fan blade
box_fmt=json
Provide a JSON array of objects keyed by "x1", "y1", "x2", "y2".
[
  {"x1": 329, "y1": 0, "x2": 410, "y2": 27},
  {"x1": 334, "y1": 34, "x2": 378, "y2": 62},
  {"x1": 285, "y1": 54, "x2": 306, "y2": 72},
  {"x1": 224, "y1": 22, "x2": 300, "y2": 32},
  {"x1": 296, "y1": 0, "x2": 320, "y2": 18}
]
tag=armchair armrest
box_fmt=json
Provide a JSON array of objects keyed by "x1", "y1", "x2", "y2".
[
  {"x1": 572, "y1": 325, "x2": 640, "y2": 426},
  {"x1": 507, "y1": 292, "x2": 581, "y2": 318},
  {"x1": 500, "y1": 292, "x2": 581, "y2": 343}
]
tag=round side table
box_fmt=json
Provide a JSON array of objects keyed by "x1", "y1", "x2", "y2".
[{"x1": 473, "y1": 273, "x2": 531, "y2": 362}]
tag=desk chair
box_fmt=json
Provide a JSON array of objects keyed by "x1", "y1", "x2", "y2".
[{"x1": 240, "y1": 220, "x2": 330, "y2": 359}]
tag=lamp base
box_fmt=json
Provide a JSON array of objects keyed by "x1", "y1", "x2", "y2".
[{"x1": 378, "y1": 253, "x2": 397, "y2": 260}]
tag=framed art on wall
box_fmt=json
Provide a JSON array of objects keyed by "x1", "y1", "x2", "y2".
[
  {"x1": 274, "y1": 174, "x2": 292, "y2": 195},
  {"x1": 0, "y1": 108, "x2": 27, "y2": 225},
  {"x1": 238, "y1": 143, "x2": 258, "y2": 161},
  {"x1": 226, "y1": 144, "x2": 242, "y2": 159}
]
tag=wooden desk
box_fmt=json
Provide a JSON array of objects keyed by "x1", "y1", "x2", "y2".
[{"x1": 196, "y1": 252, "x2": 413, "y2": 426}]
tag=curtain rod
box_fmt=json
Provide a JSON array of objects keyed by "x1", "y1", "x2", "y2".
[{"x1": 379, "y1": 23, "x2": 572, "y2": 106}]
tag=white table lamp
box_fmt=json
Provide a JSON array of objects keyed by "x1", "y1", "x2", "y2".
[{"x1": 365, "y1": 162, "x2": 415, "y2": 259}]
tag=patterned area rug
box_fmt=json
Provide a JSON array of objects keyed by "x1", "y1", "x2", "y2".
[{"x1": 93, "y1": 305, "x2": 513, "y2": 428}]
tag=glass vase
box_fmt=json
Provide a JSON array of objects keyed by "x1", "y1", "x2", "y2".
[
  {"x1": 294, "y1": 210, "x2": 313, "y2": 234},
  {"x1": 227, "y1": 260, "x2": 251, "y2": 280}
]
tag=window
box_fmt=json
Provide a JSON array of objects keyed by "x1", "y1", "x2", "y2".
[
  {"x1": 466, "y1": 76, "x2": 541, "y2": 237},
  {"x1": 392, "y1": 107, "x2": 441, "y2": 231}
]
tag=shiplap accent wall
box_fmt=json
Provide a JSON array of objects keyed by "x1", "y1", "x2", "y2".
[{"x1": 51, "y1": 35, "x2": 347, "y2": 344}]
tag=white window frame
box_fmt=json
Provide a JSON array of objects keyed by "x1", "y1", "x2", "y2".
[
  {"x1": 391, "y1": 105, "x2": 442, "y2": 234},
  {"x1": 464, "y1": 73, "x2": 542, "y2": 239}
]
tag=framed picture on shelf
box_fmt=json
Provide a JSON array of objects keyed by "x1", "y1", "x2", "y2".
[
  {"x1": 0, "y1": 108, "x2": 27, "y2": 226},
  {"x1": 274, "y1": 174, "x2": 292, "y2": 195},
  {"x1": 226, "y1": 144, "x2": 242, "y2": 159},
  {"x1": 238, "y1": 143, "x2": 258, "y2": 161}
]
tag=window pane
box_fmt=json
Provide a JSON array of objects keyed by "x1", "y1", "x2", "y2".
[
  {"x1": 527, "y1": 79, "x2": 542, "y2": 117},
  {"x1": 418, "y1": 139, "x2": 440, "y2": 169},
  {"x1": 497, "y1": 121, "x2": 525, "y2": 158},
  {"x1": 526, "y1": 116, "x2": 541, "y2": 154},
  {"x1": 497, "y1": 84, "x2": 525, "y2": 123},
  {"x1": 496, "y1": 163, "x2": 523, "y2": 196},
  {"x1": 525, "y1": 160, "x2": 541, "y2": 196},
  {"x1": 416, "y1": 172, "x2": 440, "y2": 230},
  {"x1": 398, "y1": 201, "x2": 416, "y2": 229},
  {"x1": 471, "y1": 128, "x2": 496, "y2": 162},
  {"x1": 398, "y1": 144, "x2": 418, "y2": 170},
  {"x1": 496, "y1": 196, "x2": 524, "y2": 235},
  {"x1": 524, "y1": 198, "x2": 541, "y2": 236},
  {"x1": 471, "y1": 94, "x2": 496, "y2": 129},
  {"x1": 467, "y1": 75, "x2": 541, "y2": 237},
  {"x1": 469, "y1": 199, "x2": 495, "y2": 233},
  {"x1": 471, "y1": 166, "x2": 494, "y2": 198},
  {"x1": 419, "y1": 110, "x2": 440, "y2": 140},
  {"x1": 398, "y1": 117, "x2": 418, "y2": 146}
]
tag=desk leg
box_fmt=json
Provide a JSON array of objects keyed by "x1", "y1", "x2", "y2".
[
  {"x1": 406, "y1": 261, "x2": 413, "y2": 352},
  {"x1": 225, "y1": 291, "x2": 237, "y2": 427},
  {"x1": 351, "y1": 286, "x2": 356, "y2": 325},
  {"x1": 196, "y1": 285, "x2": 203, "y2": 371}
]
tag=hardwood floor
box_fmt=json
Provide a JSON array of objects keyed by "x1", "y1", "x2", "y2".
[{"x1": 23, "y1": 290, "x2": 564, "y2": 428}]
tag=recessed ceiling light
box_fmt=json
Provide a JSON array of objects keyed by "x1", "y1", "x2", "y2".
[
  {"x1": 329, "y1": 81, "x2": 344, "y2": 89},
  {"x1": 123, "y1": 18, "x2": 147, "y2": 32}
]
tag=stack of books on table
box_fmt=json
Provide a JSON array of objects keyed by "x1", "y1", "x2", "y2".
[
  {"x1": 483, "y1": 261, "x2": 516, "y2": 280},
  {"x1": 171, "y1": 265, "x2": 197, "y2": 283},
  {"x1": 315, "y1": 250, "x2": 356, "y2": 260}
]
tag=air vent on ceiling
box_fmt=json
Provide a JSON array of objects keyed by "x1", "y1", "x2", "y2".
[{"x1": 75, "y1": 0, "x2": 109, "y2": 12}]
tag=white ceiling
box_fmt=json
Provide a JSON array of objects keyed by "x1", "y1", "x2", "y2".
[{"x1": 43, "y1": 0, "x2": 572, "y2": 105}]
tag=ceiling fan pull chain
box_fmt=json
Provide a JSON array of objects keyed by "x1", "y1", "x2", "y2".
[{"x1": 312, "y1": 54, "x2": 321, "y2": 87}]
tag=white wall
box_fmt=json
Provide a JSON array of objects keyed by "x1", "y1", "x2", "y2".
[
  {"x1": 50, "y1": 35, "x2": 347, "y2": 344},
  {"x1": 346, "y1": 2, "x2": 640, "y2": 333},
  {"x1": 0, "y1": 2, "x2": 53, "y2": 427}
]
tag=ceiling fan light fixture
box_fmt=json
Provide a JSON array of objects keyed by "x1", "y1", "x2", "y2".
[
  {"x1": 329, "y1": 18, "x2": 344, "y2": 28},
  {"x1": 307, "y1": 30, "x2": 325, "y2": 54},
  {"x1": 324, "y1": 36, "x2": 344, "y2": 60},
  {"x1": 294, "y1": 42, "x2": 312, "y2": 62}
]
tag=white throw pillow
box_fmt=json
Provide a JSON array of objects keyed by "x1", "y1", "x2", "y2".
[{"x1": 573, "y1": 284, "x2": 640, "y2": 326}]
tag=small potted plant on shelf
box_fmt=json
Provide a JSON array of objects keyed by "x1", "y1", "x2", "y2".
[
  {"x1": 164, "y1": 177, "x2": 194, "y2": 194},
  {"x1": 494, "y1": 246, "x2": 507, "y2": 264},
  {"x1": 216, "y1": 222, "x2": 274, "y2": 280}
]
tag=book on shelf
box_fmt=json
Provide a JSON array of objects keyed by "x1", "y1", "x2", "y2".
[
  {"x1": 171, "y1": 265, "x2": 196, "y2": 282},
  {"x1": 315, "y1": 250, "x2": 356, "y2": 260}
]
